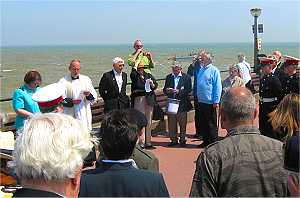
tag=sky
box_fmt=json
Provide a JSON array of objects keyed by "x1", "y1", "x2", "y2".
[{"x1": 1, "y1": 0, "x2": 300, "y2": 46}]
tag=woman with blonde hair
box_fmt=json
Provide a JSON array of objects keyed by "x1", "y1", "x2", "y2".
[
  {"x1": 222, "y1": 64, "x2": 245, "y2": 94},
  {"x1": 269, "y1": 93, "x2": 299, "y2": 139},
  {"x1": 269, "y1": 93, "x2": 300, "y2": 196}
]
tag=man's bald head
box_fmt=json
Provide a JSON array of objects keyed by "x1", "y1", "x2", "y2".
[{"x1": 221, "y1": 87, "x2": 256, "y2": 123}]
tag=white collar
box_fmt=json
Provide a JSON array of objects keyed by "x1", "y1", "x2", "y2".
[
  {"x1": 172, "y1": 71, "x2": 182, "y2": 77},
  {"x1": 113, "y1": 69, "x2": 122, "y2": 76},
  {"x1": 102, "y1": 159, "x2": 138, "y2": 169}
]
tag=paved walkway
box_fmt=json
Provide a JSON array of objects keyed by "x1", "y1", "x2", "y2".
[{"x1": 150, "y1": 117, "x2": 258, "y2": 197}]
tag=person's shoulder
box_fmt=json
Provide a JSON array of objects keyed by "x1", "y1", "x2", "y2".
[
  {"x1": 79, "y1": 74, "x2": 92, "y2": 80},
  {"x1": 13, "y1": 87, "x2": 23, "y2": 95},
  {"x1": 260, "y1": 134, "x2": 283, "y2": 146},
  {"x1": 14, "y1": 188, "x2": 62, "y2": 197},
  {"x1": 209, "y1": 64, "x2": 220, "y2": 72},
  {"x1": 135, "y1": 168, "x2": 163, "y2": 179},
  {"x1": 135, "y1": 146, "x2": 157, "y2": 160},
  {"x1": 102, "y1": 70, "x2": 113, "y2": 78},
  {"x1": 182, "y1": 72, "x2": 190, "y2": 78},
  {"x1": 58, "y1": 76, "x2": 68, "y2": 83},
  {"x1": 165, "y1": 73, "x2": 172, "y2": 79}
]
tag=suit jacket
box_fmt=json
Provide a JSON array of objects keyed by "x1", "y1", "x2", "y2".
[
  {"x1": 163, "y1": 72, "x2": 192, "y2": 112},
  {"x1": 130, "y1": 69, "x2": 158, "y2": 106},
  {"x1": 14, "y1": 188, "x2": 62, "y2": 197},
  {"x1": 132, "y1": 144, "x2": 159, "y2": 171},
  {"x1": 99, "y1": 70, "x2": 130, "y2": 112},
  {"x1": 273, "y1": 66, "x2": 287, "y2": 84},
  {"x1": 79, "y1": 161, "x2": 169, "y2": 197}
]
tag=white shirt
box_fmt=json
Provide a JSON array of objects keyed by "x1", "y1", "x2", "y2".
[
  {"x1": 58, "y1": 74, "x2": 97, "y2": 130},
  {"x1": 113, "y1": 69, "x2": 123, "y2": 93},
  {"x1": 237, "y1": 61, "x2": 251, "y2": 84}
]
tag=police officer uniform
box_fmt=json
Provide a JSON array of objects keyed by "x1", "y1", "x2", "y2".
[
  {"x1": 281, "y1": 56, "x2": 299, "y2": 96},
  {"x1": 259, "y1": 57, "x2": 283, "y2": 140}
]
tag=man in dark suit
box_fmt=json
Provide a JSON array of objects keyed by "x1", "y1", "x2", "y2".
[
  {"x1": 98, "y1": 57, "x2": 130, "y2": 113},
  {"x1": 96, "y1": 108, "x2": 160, "y2": 171},
  {"x1": 164, "y1": 62, "x2": 192, "y2": 147},
  {"x1": 187, "y1": 50, "x2": 205, "y2": 139},
  {"x1": 79, "y1": 110, "x2": 169, "y2": 197}
]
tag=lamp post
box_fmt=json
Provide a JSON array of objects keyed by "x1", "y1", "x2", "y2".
[{"x1": 250, "y1": 8, "x2": 262, "y2": 73}]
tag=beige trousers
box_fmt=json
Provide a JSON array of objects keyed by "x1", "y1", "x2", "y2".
[
  {"x1": 167, "y1": 111, "x2": 187, "y2": 143},
  {"x1": 134, "y1": 96, "x2": 153, "y2": 146}
]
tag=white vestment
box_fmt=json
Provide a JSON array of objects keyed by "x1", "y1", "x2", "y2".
[{"x1": 58, "y1": 74, "x2": 97, "y2": 130}]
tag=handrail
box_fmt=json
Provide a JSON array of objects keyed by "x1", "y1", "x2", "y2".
[{"x1": 0, "y1": 70, "x2": 231, "y2": 102}]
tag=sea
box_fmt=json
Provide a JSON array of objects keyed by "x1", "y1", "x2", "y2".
[{"x1": 1, "y1": 42, "x2": 299, "y2": 112}]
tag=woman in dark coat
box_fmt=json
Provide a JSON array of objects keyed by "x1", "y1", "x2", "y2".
[{"x1": 130, "y1": 63, "x2": 158, "y2": 148}]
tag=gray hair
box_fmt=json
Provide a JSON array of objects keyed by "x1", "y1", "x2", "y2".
[
  {"x1": 221, "y1": 88, "x2": 256, "y2": 122},
  {"x1": 238, "y1": 53, "x2": 245, "y2": 62},
  {"x1": 206, "y1": 52, "x2": 214, "y2": 62},
  {"x1": 13, "y1": 113, "x2": 94, "y2": 180}
]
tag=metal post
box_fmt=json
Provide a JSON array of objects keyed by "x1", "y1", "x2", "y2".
[{"x1": 253, "y1": 16, "x2": 258, "y2": 73}]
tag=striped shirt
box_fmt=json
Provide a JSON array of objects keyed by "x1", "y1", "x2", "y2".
[{"x1": 190, "y1": 125, "x2": 288, "y2": 197}]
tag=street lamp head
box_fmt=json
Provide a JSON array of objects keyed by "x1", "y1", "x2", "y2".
[{"x1": 250, "y1": 8, "x2": 262, "y2": 17}]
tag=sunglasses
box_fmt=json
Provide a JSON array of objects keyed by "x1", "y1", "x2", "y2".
[{"x1": 135, "y1": 45, "x2": 143, "y2": 48}]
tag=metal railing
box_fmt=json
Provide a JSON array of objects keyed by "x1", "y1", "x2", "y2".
[{"x1": 0, "y1": 69, "x2": 232, "y2": 103}]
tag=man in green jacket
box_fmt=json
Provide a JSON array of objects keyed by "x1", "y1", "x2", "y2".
[{"x1": 128, "y1": 39, "x2": 154, "y2": 74}]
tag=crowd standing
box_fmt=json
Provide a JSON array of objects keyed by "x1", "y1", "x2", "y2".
[{"x1": 2, "y1": 41, "x2": 299, "y2": 197}]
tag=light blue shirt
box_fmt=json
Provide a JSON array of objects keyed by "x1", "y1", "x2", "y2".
[
  {"x1": 12, "y1": 84, "x2": 40, "y2": 130},
  {"x1": 196, "y1": 64, "x2": 222, "y2": 104},
  {"x1": 173, "y1": 72, "x2": 182, "y2": 88}
]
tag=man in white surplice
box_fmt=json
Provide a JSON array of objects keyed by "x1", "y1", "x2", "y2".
[{"x1": 58, "y1": 59, "x2": 97, "y2": 130}]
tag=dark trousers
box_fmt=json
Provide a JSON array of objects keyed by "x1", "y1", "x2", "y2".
[
  {"x1": 245, "y1": 80, "x2": 255, "y2": 93},
  {"x1": 259, "y1": 102, "x2": 280, "y2": 140},
  {"x1": 194, "y1": 97, "x2": 202, "y2": 137},
  {"x1": 197, "y1": 102, "x2": 218, "y2": 145}
]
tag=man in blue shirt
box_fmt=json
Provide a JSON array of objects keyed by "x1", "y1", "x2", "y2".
[{"x1": 195, "y1": 52, "x2": 222, "y2": 147}]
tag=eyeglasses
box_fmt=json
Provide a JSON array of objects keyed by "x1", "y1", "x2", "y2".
[{"x1": 135, "y1": 45, "x2": 143, "y2": 48}]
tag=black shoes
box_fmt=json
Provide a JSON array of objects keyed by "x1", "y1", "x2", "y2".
[
  {"x1": 179, "y1": 140, "x2": 187, "y2": 147},
  {"x1": 168, "y1": 140, "x2": 187, "y2": 147}
]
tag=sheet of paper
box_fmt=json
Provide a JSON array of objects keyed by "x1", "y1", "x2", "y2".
[{"x1": 145, "y1": 79, "x2": 152, "y2": 92}]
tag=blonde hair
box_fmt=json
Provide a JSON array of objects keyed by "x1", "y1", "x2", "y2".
[
  {"x1": 13, "y1": 113, "x2": 94, "y2": 180},
  {"x1": 229, "y1": 64, "x2": 242, "y2": 78},
  {"x1": 269, "y1": 94, "x2": 300, "y2": 138}
]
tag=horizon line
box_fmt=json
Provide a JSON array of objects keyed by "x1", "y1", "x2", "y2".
[{"x1": 2, "y1": 41, "x2": 299, "y2": 48}]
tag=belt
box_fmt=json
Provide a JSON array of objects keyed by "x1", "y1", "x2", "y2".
[{"x1": 260, "y1": 97, "x2": 277, "y2": 103}]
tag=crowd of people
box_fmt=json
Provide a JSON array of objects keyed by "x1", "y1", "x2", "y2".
[{"x1": 1, "y1": 39, "x2": 299, "y2": 197}]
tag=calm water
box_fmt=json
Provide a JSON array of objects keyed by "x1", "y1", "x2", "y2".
[{"x1": 1, "y1": 42, "x2": 299, "y2": 112}]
